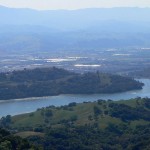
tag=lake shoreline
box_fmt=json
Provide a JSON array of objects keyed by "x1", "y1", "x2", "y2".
[
  {"x1": 0, "y1": 96, "x2": 50, "y2": 104},
  {"x1": 0, "y1": 79, "x2": 148, "y2": 117},
  {"x1": 0, "y1": 87, "x2": 144, "y2": 104},
  {"x1": 0, "y1": 78, "x2": 145, "y2": 103}
]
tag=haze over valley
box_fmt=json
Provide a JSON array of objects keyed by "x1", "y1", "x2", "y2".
[
  {"x1": 1, "y1": 4, "x2": 150, "y2": 150},
  {"x1": 1, "y1": 6, "x2": 150, "y2": 75}
]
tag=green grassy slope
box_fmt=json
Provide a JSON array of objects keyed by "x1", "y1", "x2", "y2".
[
  {"x1": 1, "y1": 97, "x2": 150, "y2": 149},
  {"x1": 9, "y1": 97, "x2": 150, "y2": 131}
]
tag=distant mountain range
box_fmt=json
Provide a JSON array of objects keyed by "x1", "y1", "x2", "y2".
[
  {"x1": 1, "y1": 6, "x2": 150, "y2": 31},
  {"x1": 1, "y1": 6, "x2": 150, "y2": 52}
]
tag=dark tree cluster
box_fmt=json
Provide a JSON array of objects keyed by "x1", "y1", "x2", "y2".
[
  {"x1": 0, "y1": 67, "x2": 144, "y2": 100},
  {"x1": 0, "y1": 128, "x2": 39, "y2": 150},
  {"x1": 27, "y1": 124, "x2": 150, "y2": 150},
  {"x1": 109, "y1": 102, "x2": 150, "y2": 121}
]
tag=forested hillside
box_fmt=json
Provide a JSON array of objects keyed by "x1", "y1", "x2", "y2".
[
  {"x1": 0, "y1": 128, "x2": 39, "y2": 150},
  {"x1": 1, "y1": 97, "x2": 150, "y2": 150},
  {"x1": 0, "y1": 67, "x2": 143, "y2": 100}
]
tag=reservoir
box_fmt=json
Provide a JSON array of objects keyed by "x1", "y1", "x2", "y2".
[{"x1": 0, "y1": 79, "x2": 150, "y2": 117}]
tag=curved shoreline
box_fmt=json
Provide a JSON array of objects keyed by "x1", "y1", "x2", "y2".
[
  {"x1": 0, "y1": 79, "x2": 148, "y2": 117},
  {"x1": 0, "y1": 88, "x2": 144, "y2": 104},
  {"x1": 0, "y1": 96, "x2": 50, "y2": 103},
  {"x1": 0, "y1": 78, "x2": 146, "y2": 104}
]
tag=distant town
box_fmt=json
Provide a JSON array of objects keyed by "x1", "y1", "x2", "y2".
[{"x1": 1, "y1": 47, "x2": 150, "y2": 76}]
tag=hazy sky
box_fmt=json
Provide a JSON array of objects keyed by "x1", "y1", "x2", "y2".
[{"x1": 0, "y1": 0, "x2": 149, "y2": 10}]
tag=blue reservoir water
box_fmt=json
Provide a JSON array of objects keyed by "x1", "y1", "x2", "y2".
[{"x1": 0, "y1": 79, "x2": 149, "y2": 117}]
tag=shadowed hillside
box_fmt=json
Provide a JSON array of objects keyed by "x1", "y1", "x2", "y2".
[{"x1": 0, "y1": 67, "x2": 143, "y2": 100}]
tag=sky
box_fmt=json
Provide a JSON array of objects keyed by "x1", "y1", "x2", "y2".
[{"x1": 0, "y1": 0, "x2": 149, "y2": 10}]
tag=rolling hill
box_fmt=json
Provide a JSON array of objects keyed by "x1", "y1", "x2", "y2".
[
  {"x1": 1, "y1": 97, "x2": 150, "y2": 149},
  {"x1": 0, "y1": 67, "x2": 143, "y2": 100}
]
